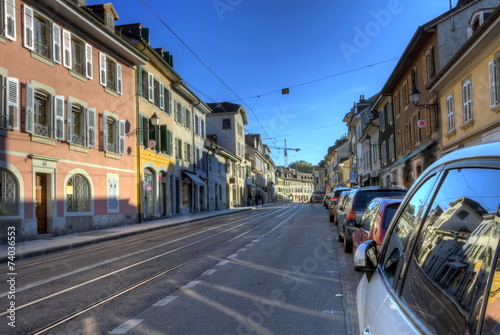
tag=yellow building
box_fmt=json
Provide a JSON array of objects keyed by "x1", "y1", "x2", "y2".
[{"x1": 430, "y1": 7, "x2": 500, "y2": 155}]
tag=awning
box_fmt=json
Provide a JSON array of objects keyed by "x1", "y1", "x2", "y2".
[
  {"x1": 183, "y1": 171, "x2": 205, "y2": 186},
  {"x1": 383, "y1": 140, "x2": 436, "y2": 173}
]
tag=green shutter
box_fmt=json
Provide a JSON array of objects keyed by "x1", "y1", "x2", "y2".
[
  {"x1": 160, "y1": 124, "x2": 167, "y2": 152},
  {"x1": 137, "y1": 66, "x2": 142, "y2": 96},
  {"x1": 138, "y1": 115, "x2": 144, "y2": 145}
]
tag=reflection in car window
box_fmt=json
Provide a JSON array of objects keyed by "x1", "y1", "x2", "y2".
[
  {"x1": 401, "y1": 168, "x2": 500, "y2": 335},
  {"x1": 360, "y1": 202, "x2": 379, "y2": 231},
  {"x1": 382, "y1": 204, "x2": 400, "y2": 230},
  {"x1": 381, "y1": 174, "x2": 438, "y2": 285}
]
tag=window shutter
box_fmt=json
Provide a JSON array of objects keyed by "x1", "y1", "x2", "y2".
[
  {"x1": 99, "y1": 53, "x2": 107, "y2": 86},
  {"x1": 181, "y1": 105, "x2": 186, "y2": 126},
  {"x1": 116, "y1": 64, "x2": 122, "y2": 94},
  {"x1": 85, "y1": 43, "x2": 93, "y2": 79},
  {"x1": 119, "y1": 120, "x2": 125, "y2": 155},
  {"x1": 159, "y1": 82, "x2": 165, "y2": 110},
  {"x1": 23, "y1": 5, "x2": 34, "y2": 50},
  {"x1": 167, "y1": 89, "x2": 172, "y2": 115},
  {"x1": 52, "y1": 23, "x2": 61, "y2": 64},
  {"x1": 6, "y1": 77, "x2": 19, "y2": 130},
  {"x1": 66, "y1": 99, "x2": 72, "y2": 143},
  {"x1": 137, "y1": 66, "x2": 143, "y2": 96},
  {"x1": 102, "y1": 113, "x2": 108, "y2": 151},
  {"x1": 138, "y1": 115, "x2": 144, "y2": 145},
  {"x1": 86, "y1": 108, "x2": 96, "y2": 147},
  {"x1": 148, "y1": 73, "x2": 154, "y2": 102},
  {"x1": 53, "y1": 96, "x2": 65, "y2": 140},
  {"x1": 160, "y1": 125, "x2": 167, "y2": 152},
  {"x1": 489, "y1": 60, "x2": 497, "y2": 107},
  {"x1": 62, "y1": 29, "x2": 72, "y2": 68},
  {"x1": 24, "y1": 81, "x2": 34, "y2": 133},
  {"x1": 5, "y1": 0, "x2": 16, "y2": 41}
]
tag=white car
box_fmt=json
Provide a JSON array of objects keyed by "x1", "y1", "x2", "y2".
[{"x1": 355, "y1": 142, "x2": 500, "y2": 335}]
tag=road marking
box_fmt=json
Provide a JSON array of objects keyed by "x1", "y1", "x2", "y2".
[
  {"x1": 183, "y1": 280, "x2": 201, "y2": 289},
  {"x1": 323, "y1": 310, "x2": 344, "y2": 314},
  {"x1": 203, "y1": 269, "x2": 217, "y2": 275},
  {"x1": 228, "y1": 254, "x2": 238, "y2": 258},
  {"x1": 252, "y1": 239, "x2": 260, "y2": 243},
  {"x1": 238, "y1": 248, "x2": 247, "y2": 252},
  {"x1": 217, "y1": 260, "x2": 228, "y2": 266},
  {"x1": 153, "y1": 295, "x2": 178, "y2": 306},
  {"x1": 246, "y1": 243, "x2": 254, "y2": 247},
  {"x1": 108, "y1": 319, "x2": 143, "y2": 334}
]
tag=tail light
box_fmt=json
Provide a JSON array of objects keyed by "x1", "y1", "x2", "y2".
[{"x1": 347, "y1": 208, "x2": 357, "y2": 221}]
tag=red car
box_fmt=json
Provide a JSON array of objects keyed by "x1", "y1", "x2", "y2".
[{"x1": 351, "y1": 197, "x2": 404, "y2": 255}]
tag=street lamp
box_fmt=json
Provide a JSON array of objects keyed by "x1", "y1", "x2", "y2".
[
  {"x1": 128, "y1": 113, "x2": 160, "y2": 136},
  {"x1": 410, "y1": 88, "x2": 438, "y2": 107}
]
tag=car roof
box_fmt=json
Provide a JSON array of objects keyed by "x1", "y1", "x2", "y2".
[{"x1": 427, "y1": 142, "x2": 500, "y2": 170}]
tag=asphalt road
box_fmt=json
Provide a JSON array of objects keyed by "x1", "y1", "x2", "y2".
[{"x1": 0, "y1": 202, "x2": 363, "y2": 335}]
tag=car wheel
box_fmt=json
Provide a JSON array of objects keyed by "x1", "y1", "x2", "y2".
[
  {"x1": 337, "y1": 226, "x2": 344, "y2": 242},
  {"x1": 329, "y1": 215, "x2": 334, "y2": 223},
  {"x1": 343, "y1": 236, "x2": 352, "y2": 253}
]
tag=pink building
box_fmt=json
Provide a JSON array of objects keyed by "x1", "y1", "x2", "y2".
[{"x1": 0, "y1": 0, "x2": 146, "y2": 241}]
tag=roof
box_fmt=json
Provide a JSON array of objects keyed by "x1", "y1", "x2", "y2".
[{"x1": 206, "y1": 102, "x2": 248, "y2": 124}]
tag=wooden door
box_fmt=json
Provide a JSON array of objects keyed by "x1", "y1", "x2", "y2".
[{"x1": 36, "y1": 173, "x2": 48, "y2": 234}]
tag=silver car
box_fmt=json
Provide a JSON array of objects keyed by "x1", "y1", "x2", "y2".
[{"x1": 355, "y1": 142, "x2": 500, "y2": 335}]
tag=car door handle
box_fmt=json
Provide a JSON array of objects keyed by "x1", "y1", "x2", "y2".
[{"x1": 363, "y1": 328, "x2": 371, "y2": 335}]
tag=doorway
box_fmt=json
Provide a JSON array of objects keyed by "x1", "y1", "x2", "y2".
[{"x1": 36, "y1": 173, "x2": 48, "y2": 234}]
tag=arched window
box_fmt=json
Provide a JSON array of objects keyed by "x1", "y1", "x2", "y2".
[
  {"x1": 0, "y1": 168, "x2": 19, "y2": 216},
  {"x1": 67, "y1": 174, "x2": 90, "y2": 212}
]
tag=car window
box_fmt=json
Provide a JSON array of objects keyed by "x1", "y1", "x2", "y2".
[
  {"x1": 353, "y1": 191, "x2": 406, "y2": 211},
  {"x1": 382, "y1": 204, "x2": 400, "y2": 230},
  {"x1": 360, "y1": 201, "x2": 379, "y2": 231},
  {"x1": 381, "y1": 174, "x2": 439, "y2": 286},
  {"x1": 400, "y1": 168, "x2": 500, "y2": 334}
]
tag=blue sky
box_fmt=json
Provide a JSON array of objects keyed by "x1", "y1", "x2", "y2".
[{"x1": 87, "y1": 0, "x2": 458, "y2": 166}]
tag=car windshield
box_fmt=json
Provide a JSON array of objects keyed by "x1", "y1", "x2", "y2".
[
  {"x1": 382, "y1": 204, "x2": 400, "y2": 229},
  {"x1": 353, "y1": 190, "x2": 407, "y2": 211}
]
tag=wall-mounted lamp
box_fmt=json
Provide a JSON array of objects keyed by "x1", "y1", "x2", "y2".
[
  {"x1": 410, "y1": 88, "x2": 438, "y2": 107},
  {"x1": 128, "y1": 113, "x2": 160, "y2": 136}
]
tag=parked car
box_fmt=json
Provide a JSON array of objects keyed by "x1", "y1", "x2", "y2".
[
  {"x1": 355, "y1": 142, "x2": 500, "y2": 335},
  {"x1": 337, "y1": 186, "x2": 407, "y2": 253},
  {"x1": 328, "y1": 187, "x2": 352, "y2": 222},
  {"x1": 309, "y1": 194, "x2": 322, "y2": 203},
  {"x1": 323, "y1": 193, "x2": 332, "y2": 207},
  {"x1": 351, "y1": 197, "x2": 404, "y2": 255},
  {"x1": 332, "y1": 190, "x2": 351, "y2": 225}
]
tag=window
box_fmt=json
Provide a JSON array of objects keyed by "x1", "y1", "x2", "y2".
[
  {"x1": 23, "y1": 5, "x2": 61, "y2": 63},
  {"x1": 176, "y1": 138, "x2": 182, "y2": 160},
  {"x1": 25, "y1": 84, "x2": 65, "y2": 140},
  {"x1": 67, "y1": 101, "x2": 96, "y2": 147},
  {"x1": 102, "y1": 113, "x2": 125, "y2": 154},
  {"x1": 62, "y1": 31, "x2": 92, "y2": 78},
  {"x1": 185, "y1": 143, "x2": 192, "y2": 163},
  {"x1": 0, "y1": 168, "x2": 19, "y2": 216},
  {"x1": 402, "y1": 81, "x2": 409, "y2": 107},
  {"x1": 446, "y1": 95, "x2": 455, "y2": 132},
  {"x1": 66, "y1": 174, "x2": 90, "y2": 212},
  {"x1": 381, "y1": 173, "x2": 439, "y2": 286},
  {"x1": 185, "y1": 109, "x2": 191, "y2": 130},
  {"x1": 401, "y1": 168, "x2": 500, "y2": 334},
  {"x1": 489, "y1": 54, "x2": 499, "y2": 108},
  {"x1": 462, "y1": 79, "x2": 473, "y2": 123},
  {"x1": 394, "y1": 91, "x2": 400, "y2": 116},
  {"x1": 426, "y1": 46, "x2": 436, "y2": 83},
  {"x1": 159, "y1": 125, "x2": 173, "y2": 155},
  {"x1": 99, "y1": 53, "x2": 122, "y2": 94},
  {"x1": 2, "y1": 0, "x2": 16, "y2": 41},
  {"x1": 389, "y1": 135, "x2": 394, "y2": 161},
  {"x1": 222, "y1": 118, "x2": 231, "y2": 130}
]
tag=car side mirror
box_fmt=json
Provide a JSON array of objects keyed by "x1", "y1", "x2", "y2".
[{"x1": 354, "y1": 240, "x2": 378, "y2": 272}]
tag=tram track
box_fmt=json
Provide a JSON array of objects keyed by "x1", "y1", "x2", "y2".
[{"x1": 2, "y1": 203, "x2": 303, "y2": 334}]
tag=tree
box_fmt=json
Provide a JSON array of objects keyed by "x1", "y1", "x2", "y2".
[{"x1": 289, "y1": 160, "x2": 315, "y2": 174}]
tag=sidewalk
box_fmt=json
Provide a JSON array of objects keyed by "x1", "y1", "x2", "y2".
[{"x1": 0, "y1": 207, "x2": 253, "y2": 263}]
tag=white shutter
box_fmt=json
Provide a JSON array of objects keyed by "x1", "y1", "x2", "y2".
[
  {"x1": 159, "y1": 82, "x2": 165, "y2": 110},
  {"x1": 23, "y1": 5, "x2": 34, "y2": 50},
  {"x1": 85, "y1": 43, "x2": 93, "y2": 79},
  {"x1": 5, "y1": 77, "x2": 19, "y2": 130},
  {"x1": 148, "y1": 73, "x2": 154, "y2": 102},
  {"x1": 24, "y1": 81, "x2": 34, "y2": 133},
  {"x1": 118, "y1": 120, "x2": 125, "y2": 154},
  {"x1": 116, "y1": 64, "x2": 122, "y2": 94},
  {"x1": 66, "y1": 99, "x2": 72, "y2": 143},
  {"x1": 52, "y1": 23, "x2": 61, "y2": 64},
  {"x1": 86, "y1": 108, "x2": 96, "y2": 147},
  {"x1": 53, "y1": 96, "x2": 65, "y2": 140},
  {"x1": 102, "y1": 113, "x2": 108, "y2": 151},
  {"x1": 62, "y1": 29, "x2": 72, "y2": 68},
  {"x1": 489, "y1": 60, "x2": 497, "y2": 108},
  {"x1": 5, "y1": 0, "x2": 16, "y2": 41},
  {"x1": 99, "y1": 52, "x2": 107, "y2": 86}
]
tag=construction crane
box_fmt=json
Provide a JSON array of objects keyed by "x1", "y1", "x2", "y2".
[{"x1": 268, "y1": 139, "x2": 300, "y2": 167}]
